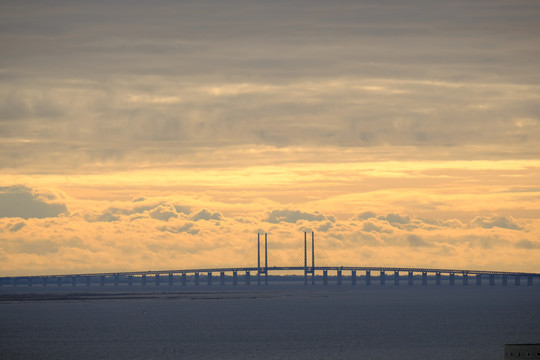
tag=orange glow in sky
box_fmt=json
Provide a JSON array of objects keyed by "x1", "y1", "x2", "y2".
[{"x1": 1, "y1": 1, "x2": 539, "y2": 276}]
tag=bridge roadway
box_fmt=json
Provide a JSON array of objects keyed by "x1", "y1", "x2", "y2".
[{"x1": 2, "y1": 266, "x2": 540, "y2": 287}]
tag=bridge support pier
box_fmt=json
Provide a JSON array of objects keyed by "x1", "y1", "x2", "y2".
[
  {"x1": 27, "y1": 278, "x2": 32, "y2": 286},
  {"x1": 528, "y1": 275, "x2": 533, "y2": 286},
  {"x1": 169, "y1": 273, "x2": 173, "y2": 286},
  {"x1": 182, "y1": 273, "x2": 187, "y2": 286},
  {"x1": 449, "y1": 273, "x2": 455, "y2": 286},
  {"x1": 380, "y1": 271, "x2": 385, "y2": 286},
  {"x1": 351, "y1": 270, "x2": 356, "y2": 286},
  {"x1": 155, "y1": 274, "x2": 160, "y2": 286},
  {"x1": 489, "y1": 274, "x2": 495, "y2": 286},
  {"x1": 463, "y1": 273, "x2": 468, "y2": 286},
  {"x1": 264, "y1": 233, "x2": 268, "y2": 285},
  {"x1": 515, "y1": 276, "x2": 520, "y2": 286},
  {"x1": 408, "y1": 271, "x2": 414, "y2": 286},
  {"x1": 142, "y1": 274, "x2": 147, "y2": 286},
  {"x1": 114, "y1": 274, "x2": 119, "y2": 286},
  {"x1": 100, "y1": 275, "x2": 105, "y2": 286},
  {"x1": 422, "y1": 272, "x2": 427, "y2": 286},
  {"x1": 71, "y1": 276, "x2": 76, "y2": 287},
  {"x1": 394, "y1": 271, "x2": 399, "y2": 286},
  {"x1": 337, "y1": 269, "x2": 342, "y2": 286},
  {"x1": 476, "y1": 274, "x2": 481, "y2": 286},
  {"x1": 304, "y1": 232, "x2": 308, "y2": 286},
  {"x1": 366, "y1": 270, "x2": 371, "y2": 286},
  {"x1": 258, "y1": 233, "x2": 261, "y2": 286},
  {"x1": 207, "y1": 272, "x2": 212, "y2": 286},
  {"x1": 194, "y1": 272, "x2": 199, "y2": 286},
  {"x1": 42, "y1": 278, "x2": 47, "y2": 287},
  {"x1": 436, "y1": 272, "x2": 441, "y2": 286},
  {"x1": 220, "y1": 271, "x2": 225, "y2": 286},
  {"x1": 128, "y1": 275, "x2": 132, "y2": 286},
  {"x1": 245, "y1": 271, "x2": 250, "y2": 286},
  {"x1": 323, "y1": 270, "x2": 328, "y2": 286},
  {"x1": 502, "y1": 274, "x2": 507, "y2": 286},
  {"x1": 233, "y1": 271, "x2": 238, "y2": 286}
]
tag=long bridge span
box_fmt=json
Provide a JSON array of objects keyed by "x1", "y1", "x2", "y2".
[{"x1": 2, "y1": 233, "x2": 539, "y2": 287}]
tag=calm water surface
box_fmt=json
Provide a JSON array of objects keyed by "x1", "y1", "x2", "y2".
[{"x1": 1, "y1": 285, "x2": 539, "y2": 359}]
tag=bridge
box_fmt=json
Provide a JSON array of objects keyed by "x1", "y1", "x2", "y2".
[{"x1": 2, "y1": 232, "x2": 539, "y2": 287}]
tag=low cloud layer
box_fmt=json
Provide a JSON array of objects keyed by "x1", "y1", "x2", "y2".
[{"x1": 1, "y1": 185, "x2": 538, "y2": 276}]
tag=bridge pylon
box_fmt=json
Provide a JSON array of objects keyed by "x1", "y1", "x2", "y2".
[
  {"x1": 304, "y1": 232, "x2": 315, "y2": 285},
  {"x1": 257, "y1": 233, "x2": 268, "y2": 285}
]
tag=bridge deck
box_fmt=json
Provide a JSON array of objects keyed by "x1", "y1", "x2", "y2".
[{"x1": 3, "y1": 266, "x2": 540, "y2": 280}]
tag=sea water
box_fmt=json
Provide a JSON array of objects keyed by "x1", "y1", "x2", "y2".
[{"x1": 1, "y1": 285, "x2": 539, "y2": 359}]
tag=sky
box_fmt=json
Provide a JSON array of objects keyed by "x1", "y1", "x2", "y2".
[{"x1": 1, "y1": 0, "x2": 540, "y2": 276}]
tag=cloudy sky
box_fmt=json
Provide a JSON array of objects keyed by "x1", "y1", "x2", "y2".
[{"x1": 1, "y1": 0, "x2": 539, "y2": 276}]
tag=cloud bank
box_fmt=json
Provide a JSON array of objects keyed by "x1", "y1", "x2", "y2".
[
  {"x1": 0, "y1": 185, "x2": 538, "y2": 276},
  {"x1": 1, "y1": 0, "x2": 539, "y2": 170}
]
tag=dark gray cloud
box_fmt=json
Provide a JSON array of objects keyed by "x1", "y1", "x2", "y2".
[
  {"x1": 362, "y1": 221, "x2": 393, "y2": 234},
  {"x1": 407, "y1": 234, "x2": 430, "y2": 248},
  {"x1": 148, "y1": 206, "x2": 177, "y2": 221},
  {"x1": 381, "y1": 213, "x2": 411, "y2": 225},
  {"x1": 471, "y1": 216, "x2": 523, "y2": 231},
  {"x1": 356, "y1": 212, "x2": 528, "y2": 234},
  {"x1": 0, "y1": 186, "x2": 68, "y2": 219},
  {"x1": 515, "y1": 239, "x2": 540, "y2": 249},
  {"x1": 8, "y1": 238, "x2": 60, "y2": 255},
  {"x1": 317, "y1": 222, "x2": 333, "y2": 232},
  {"x1": 8, "y1": 221, "x2": 26, "y2": 232},
  {"x1": 1, "y1": 0, "x2": 539, "y2": 169},
  {"x1": 158, "y1": 223, "x2": 199, "y2": 235},
  {"x1": 85, "y1": 202, "x2": 185, "y2": 222},
  {"x1": 357, "y1": 211, "x2": 377, "y2": 220},
  {"x1": 264, "y1": 209, "x2": 330, "y2": 224},
  {"x1": 85, "y1": 205, "x2": 153, "y2": 222},
  {"x1": 191, "y1": 209, "x2": 222, "y2": 221},
  {"x1": 173, "y1": 205, "x2": 191, "y2": 215}
]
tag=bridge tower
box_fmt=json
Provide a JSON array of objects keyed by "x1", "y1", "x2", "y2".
[
  {"x1": 257, "y1": 233, "x2": 268, "y2": 285},
  {"x1": 304, "y1": 232, "x2": 315, "y2": 285}
]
